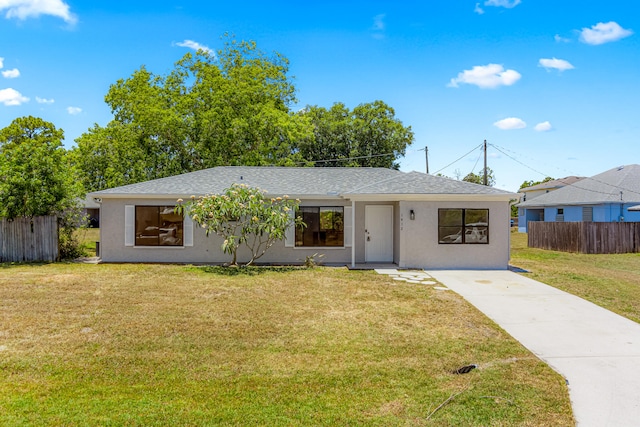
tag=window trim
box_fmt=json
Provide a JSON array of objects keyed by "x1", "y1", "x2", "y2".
[
  {"x1": 295, "y1": 206, "x2": 346, "y2": 248},
  {"x1": 135, "y1": 205, "x2": 185, "y2": 247},
  {"x1": 438, "y1": 208, "x2": 490, "y2": 245},
  {"x1": 125, "y1": 205, "x2": 191, "y2": 248}
]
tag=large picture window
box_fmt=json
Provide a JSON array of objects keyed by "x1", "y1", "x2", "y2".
[
  {"x1": 295, "y1": 207, "x2": 344, "y2": 247},
  {"x1": 438, "y1": 208, "x2": 489, "y2": 244},
  {"x1": 135, "y1": 206, "x2": 184, "y2": 246}
]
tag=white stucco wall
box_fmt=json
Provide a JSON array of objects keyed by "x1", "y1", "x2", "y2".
[
  {"x1": 99, "y1": 197, "x2": 353, "y2": 265},
  {"x1": 99, "y1": 197, "x2": 511, "y2": 269},
  {"x1": 397, "y1": 200, "x2": 511, "y2": 269}
]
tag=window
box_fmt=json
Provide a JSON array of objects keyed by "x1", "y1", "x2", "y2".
[
  {"x1": 438, "y1": 208, "x2": 489, "y2": 244},
  {"x1": 295, "y1": 207, "x2": 344, "y2": 247},
  {"x1": 135, "y1": 206, "x2": 184, "y2": 246}
]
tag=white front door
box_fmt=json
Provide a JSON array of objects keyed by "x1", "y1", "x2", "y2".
[{"x1": 365, "y1": 205, "x2": 393, "y2": 262}]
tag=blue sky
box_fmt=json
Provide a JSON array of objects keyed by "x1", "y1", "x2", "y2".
[{"x1": 0, "y1": 0, "x2": 638, "y2": 191}]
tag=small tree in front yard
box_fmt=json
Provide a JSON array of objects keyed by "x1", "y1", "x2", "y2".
[{"x1": 176, "y1": 184, "x2": 305, "y2": 266}]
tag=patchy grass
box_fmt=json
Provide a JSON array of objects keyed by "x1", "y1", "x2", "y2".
[
  {"x1": 511, "y1": 230, "x2": 640, "y2": 323},
  {"x1": 74, "y1": 227, "x2": 100, "y2": 257},
  {"x1": 0, "y1": 263, "x2": 572, "y2": 425}
]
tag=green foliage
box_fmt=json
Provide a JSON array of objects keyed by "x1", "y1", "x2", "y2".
[
  {"x1": 462, "y1": 167, "x2": 496, "y2": 186},
  {"x1": 519, "y1": 176, "x2": 554, "y2": 190},
  {"x1": 302, "y1": 252, "x2": 325, "y2": 268},
  {"x1": 297, "y1": 101, "x2": 414, "y2": 169},
  {"x1": 74, "y1": 37, "x2": 313, "y2": 191},
  {"x1": 176, "y1": 184, "x2": 305, "y2": 265},
  {"x1": 70, "y1": 122, "x2": 149, "y2": 192},
  {"x1": 73, "y1": 36, "x2": 415, "y2": 191},
  {"x1": 0, "y1": 116, "x2": 82, "y2": 219}
]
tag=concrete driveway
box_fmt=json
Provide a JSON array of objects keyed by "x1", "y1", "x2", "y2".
[{"x1": 425, "y1": 270, "x2": 640, "y2": 427}]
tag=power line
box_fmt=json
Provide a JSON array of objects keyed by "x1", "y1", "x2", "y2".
[
  {"x1": 490, "y1": 143, "x2": 640, "y2": 198},
  {"x1": 433, "y1": 142, "x2": 483, "y2": 175},
  {"x1": 293, "y1": 151, "x2": 396, "y2": 166}
]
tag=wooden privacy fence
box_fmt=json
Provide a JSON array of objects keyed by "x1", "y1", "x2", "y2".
[
  {"x1": 528, "y1": 221, "x2": 640, "y2": 254},
  {"x1": 0, "y1": 216, "x2": 59, "y2": 262}
]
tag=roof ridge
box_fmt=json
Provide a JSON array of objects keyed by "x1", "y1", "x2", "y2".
[{"x1": 343, "y1": 170, "x2": 405, "y2": 193}]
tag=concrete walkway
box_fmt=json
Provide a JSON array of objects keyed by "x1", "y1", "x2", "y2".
[{"x1": 423, "y1": 270, "x2": 640, "y2": 427}]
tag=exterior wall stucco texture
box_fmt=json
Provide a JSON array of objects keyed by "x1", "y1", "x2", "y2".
[
  {"x1": 99, "y1": 198, "x2": 352, "y2": 265},
  {"x1": 398, "y1": 200, "x2": 510, "y2": 269},
  {"x1": 99, "y1": 198, "x2": 511, "y2": 269}
]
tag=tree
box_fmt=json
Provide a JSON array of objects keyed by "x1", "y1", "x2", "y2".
[
  {"x1": 0, "y1": 116, "x2": 82, "y2": 219},
  {"x1": 74, "y1": 37, "x2": 313, "y2": 190},
  {"x1": 175, "y1": 184, "x2": 305, "y2": 266},
  {"x1": 71, "y1": 122, "x2": 149, "y2": 192},
  {"x1": 297, "y1": 101, "x2": 414, "y2": 169},
  {"x1": 0, "y1": 116, "x2": 85, "y2": 258},
  {"x1": 462, "y1": 167, "x2": 496, "y2": 186},
  {"x1": 519, "y1": 176, "x2": 554, "y2": 190}
]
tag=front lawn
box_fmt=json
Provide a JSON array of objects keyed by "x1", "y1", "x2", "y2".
[
  {"x1": 0, "y1": 263, "x2": 572, "y2": 425},
  {"x1": 510, "y1": 230, "x2": 640, "y2": 323}
]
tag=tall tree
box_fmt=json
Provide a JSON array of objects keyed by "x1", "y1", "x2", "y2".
[
  {"x1": 462, "y1": 168, "x2": 496, "y2": 186},
  {"x1": 298, "y1": 101, "x2": 414, "y2": 169},
  {"x1": 74, "y1": 37, "x2": 312, "y2": 191},
  {"x1": 0, "y1": 116, "x2": 81, "y2": 219}
]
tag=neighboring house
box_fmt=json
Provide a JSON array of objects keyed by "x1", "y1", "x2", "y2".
[
  {"x1": 89, "y1": 166, "x2": 516, "y2": 269},
  {"x1": 82, "y1": 195, "x2": 100, "y2": 227},
  {"x1": 518, "y1": 176, "x2": 584, "y2": 202},
  {"x1": 517, "y1": 164, "x2": 640, "y2": 232}
]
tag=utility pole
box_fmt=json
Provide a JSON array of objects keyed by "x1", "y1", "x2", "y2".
[
  {"x1": 425, "y1": 146, "x2": 429, "y2": 174},
  {"x1": 483, "y1": 139, "x2": 487, "y2": 186}
]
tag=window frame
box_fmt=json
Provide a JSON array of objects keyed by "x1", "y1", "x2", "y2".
[
  {"x1": 438, "y1": 208, "x2": 489, "y2": 245},
  {"x1": 295, "y1": 206, "x2": 345, "y2": 248},
  {"x1": 134, "y1": 205, "x2": 185, "y2": 247}
]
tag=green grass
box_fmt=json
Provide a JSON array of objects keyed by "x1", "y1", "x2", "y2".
[
  {"x1": 510, "y1": 230, "x2": 640, "y2": 323},
  {"x1": 75, "y1": 227, "x2": 100, "y2": 256},
  {"x1": 0, "y1": 263, "x2": 573, "y2": 425}
]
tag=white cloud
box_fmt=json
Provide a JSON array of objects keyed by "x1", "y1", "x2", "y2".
[
  {"x1": 580, "y1": 21, "x2": 633, "y2": 45},
  {"x1": 534, "y1": 121, "x2": 552, "y2": 132},
  {"x1": 484, "y1": 0, "x2": 521, "y2": 9},
  {"x1": 474, "y1": 3, "x2": 485, "y2": 14},
  {"x1": 448, "y1": 63, "x2": 521, "y2": 89},
  {"x1": 371, "y1": 14, "x2": 385, "y2": 39},
  {"x1": 539, "y1": 57, "x2": 574, "y2": 72},
  {"x1": 372, "y1": 13, "x2": 385, "y2": 31},
  {"x1": 554, "y1": 34, "x2": 571, "y2": 43},
  {"x1": 0, "y1": 0, "x2": 77, "y2": 24},
  {"x1": 2, "y1": 68, "x2": 20, "y2": 78},
  {"x1": 493, "y1": 117, "x2": 526, "y2": 130},
  {"x1": 36, "y1": 96, "x2": 54, "y2": 104},
  {"x1": 175, "y1": 40, "x2": 214, "y2": 55},
  {"x1": 0, "y1": 87, "x2": 29, "y2": 105},
  {"x1": 0, "y1": 57, "x2": 3, "y2": 68},
  {"x1": 66, "y1": 106, "x2": 81, "y2": 115}
]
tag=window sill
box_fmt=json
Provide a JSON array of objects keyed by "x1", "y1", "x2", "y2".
[
  {"x1": 293, "y1": 246, "x2": 348, "y2": 250},
  {"x1": 130, "y1": 245, "x2": 186, "y2": 249}
]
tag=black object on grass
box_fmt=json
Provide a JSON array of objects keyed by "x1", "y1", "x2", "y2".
[{"x1": 453, "y1": 364, "x2": 477, "y2": 374}]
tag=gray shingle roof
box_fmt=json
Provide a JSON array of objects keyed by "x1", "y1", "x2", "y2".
[
  {"x1": 517, "y1": 176, "x2": 584, "y2": 193},
  {"x1": 91, "y1": 166, "x2": 515, "y2": 199},
  {"x1": 518, "y1": 164, "x2": 640, "y2": 207}
]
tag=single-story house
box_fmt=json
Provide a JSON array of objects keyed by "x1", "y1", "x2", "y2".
[
  {"x1": 517, "y1": 164, "x2": 640, "y2": 232},
  {"x1": 517, "y1": 176, "x2": 584, "y2": 202},
  {"x1": 82, "y1": 195, "x2": 100, "y2": 227},
  {"x1": 90, "y1": 166, "x2": 516, "y2": 269}
]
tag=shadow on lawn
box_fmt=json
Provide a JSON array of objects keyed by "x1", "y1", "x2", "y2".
[{"x1": 192, "y1": 265, "x2": 306, "y2": 276}]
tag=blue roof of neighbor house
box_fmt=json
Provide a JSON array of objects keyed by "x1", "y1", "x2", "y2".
[
  {"x1": 91, "y1": 166, "x2": 515, "y2": 199},
  {"x1": 518, "y1": 164, "x2": 640, "y2": 207}
]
